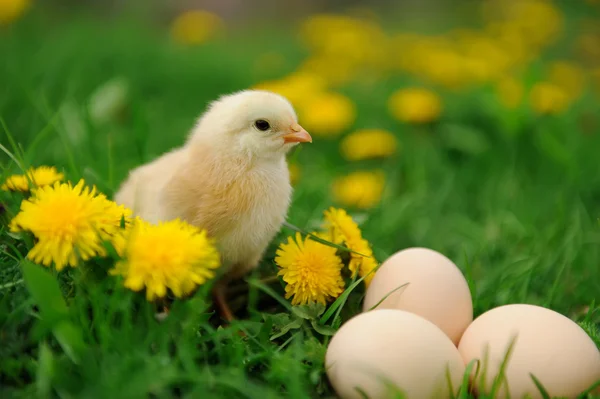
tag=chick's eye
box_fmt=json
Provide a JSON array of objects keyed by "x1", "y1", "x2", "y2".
[{"x1": 254, "y1": 119, "x2": 270, "y2": 131}]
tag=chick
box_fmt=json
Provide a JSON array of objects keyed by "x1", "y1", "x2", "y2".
[{"x1": 114, "y1": 90, "x2": 312, "y2": 320}]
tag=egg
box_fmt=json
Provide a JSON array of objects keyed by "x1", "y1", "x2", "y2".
[
  {"x1": 362, "y1": 247, "x2": 473, "y2": 345},
  {"x1": 458, "y1": 304, "x2": 600, "y2": 399},
  {"x1": 325, "y1": 309, "x2": 466, "y2": 399}
]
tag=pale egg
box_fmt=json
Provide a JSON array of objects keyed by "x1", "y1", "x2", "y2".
[
  {"x1": 362, "y1": 247, "x2": 473, "y2": 345},
  {"x1": 458, "y1": 304, "x2": 600, "y2": 399},
  {"x1": 325, "y1": 309, "x2": 466, "y2": 399}
]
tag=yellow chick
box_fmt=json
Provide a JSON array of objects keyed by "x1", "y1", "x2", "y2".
[{"x1": 114, "y1": 90, "x2": 312, "y2": 320}]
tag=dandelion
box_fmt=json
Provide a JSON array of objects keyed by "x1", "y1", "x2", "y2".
[
  {"x1": 529, "y1": 82, "x2": 570, "y2": 115},
  {"x1": 332, "y1": 170, "x2": 385, "y2": 209},
  {"x1": 0, "y1": 0, "x2": 29, "y2": 25},
  {"x1": 288, "y1": 163, "x2": 300, "y2": 186},
  {"x1": 322, "y1": 207, "x2": 363, "y2": 245},
  {"x1": 388, "y1": 88, "x2": 442, "y2": 124},
  {"x1": 9, "y1": 180, "x2": 131, "y2": 271},
  {"x1": 323, "y1": 208, "x2": 378, "y2": 286},
  {"x1": 2, "y1": 166, "x2": 64, "y2": 192},
  {"x1": 171, "y1": 10, "x2": 223, "y2": 45},
  {"x1": 547, "y1": 61, "x2": 586, "y2": 100},
  {"x1": 495, "y1": 76, "x2": 524, "y2": 109},
  {"x1": 275, "y1": 232, "x2": 345, "y2": 306},
  {"x1": 340, "y1": 129, "x2": 398, "y2": 161},
  {"x1": 253, "y1": 71, "x2": 327, "y2": 109},
  {"x1": 297, "y1": 92, "x2": 356, "y2": 138},
  {"x1": 110, "y1": 218, "x2": 220, "y2": 301}
]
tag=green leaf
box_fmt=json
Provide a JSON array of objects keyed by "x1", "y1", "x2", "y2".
[
  {"x1": 291, "y1": 302, "x2": 326, "y2": 320},
  {"x1": 310, "y1": 320, "x2": 336, "y2": 336},
  {"x1": 533, "y1": 129, "x2": 570, "y2": 167},
  {"x1": 21, "y1": 260, "x2": 69, "y2": 323},
  {"x1": 36, "y1": 342, "x2": 53, "y2": 398},
  {"x1": 270, "y1": 318, "x2": 303, "y2": 341},
  {"x1": 438, "y1": 123, "x2": 490, "y2": 156},
  {"x1": 319, "y1": 273, "x2": 367, "y2": 325},
  {"x1": 21, "y1": 261, "x2": 87, "y2": 364}
]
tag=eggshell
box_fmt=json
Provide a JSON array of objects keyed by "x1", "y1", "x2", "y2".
[
  {"x1": 325, "y1": 309, "x2": 466, "y2": 399},
  {"x1": 362, "y1": 247, "x2": 473, "y2": 345},
  {"x1": 458, "y1": 304, "x2": 600, "y2": 399}
]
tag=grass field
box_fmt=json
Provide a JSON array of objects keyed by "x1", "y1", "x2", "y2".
[{"x1": 1, "y1": 1, "x2": 600, "y2": 398}]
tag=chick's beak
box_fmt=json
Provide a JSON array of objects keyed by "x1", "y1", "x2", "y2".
[{"x1": 282, "y1": 123, "x2": 312, "y2": 144}]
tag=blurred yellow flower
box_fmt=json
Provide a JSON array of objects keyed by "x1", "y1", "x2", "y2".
[
  {"x1": 297, "y1": 91, "x2": 356, "y2": 138},
  {"x1": 1, "y1": 166, "x2": 64, "y2": 192},
  {"x1": 288, "y1": 163, "x2": 300, "y2": 186},
  {"x1": 275, "y1": 232, "x2": 345, "y2": 306},
  {"x1": 332, "y1": 170, "x2": 385, "y2": 209},
  {"x1": 298, "y1": 13, "x2": 387, "y2": 69},
  {"x1": 171, "y1": 10, "x2": 222, "y2": 45},
  {"x1": 110, "y1": 218, "x2": 220, "y2": 301},
  {"x1": 547, "y1": 61, "x2": 586, "y2": 100},
  {"x1": 495, "y1": 76, "x2": 524, "y2": 109},
  {"x1": 0, "y1": 0, "x2": 29, "y2": 25},
  {"x1": 529, "y1": 82, "x2": 570, "y2": 115},
  {"x1": 253, "y1": 71, "x2": 327, "y2": 108},
  {"x1": 340, "y1": 129, "x2": 398, "y2": 161},
  {"x1": 10, "y1": 180, "x2": 131, "y2": 271},
  {"x1": 388, "y1": 88, "x2": 442, "y2": 124},
  {"x1": 297, "y1": 55, "x2": 358, "y2": 87}
]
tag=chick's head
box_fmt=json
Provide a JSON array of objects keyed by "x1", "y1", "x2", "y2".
[{"x1": 190, "y1": 90, "x2": 312, "y2": 160}]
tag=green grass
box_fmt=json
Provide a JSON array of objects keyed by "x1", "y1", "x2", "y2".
[{"x1": 1, "y1": 3, "x2": 600, "y2": 399}]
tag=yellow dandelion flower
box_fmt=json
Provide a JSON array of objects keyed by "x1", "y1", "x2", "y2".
[
  {"x1": 332, "y1": 170, "x2": 385, "y2": 209},
  {"x1": 110, "y1": 218, "x2": 220, "y2": 301},
  {"x1": 322, "y1": 207, "x2": 378, "y2": 286},
  {"x1": 340, "y1": 129, "x2": 398, "y2": 161},
  {"x1": 253, "y1": 71, "x2": 327, "y2": 109},
  {"x1": 171, "y1": 10, "x2": 223, "y2": 45},
  {"x1": 350, "y1": 240, "x2": 378, "y2": 286},
  {"x1": 547, "y1": 61, "x2": 586, "y2": 100},
  {"x1": 388, "y1": 88, "x2": 442, "y2": 124},
  {"x1": 323, "y1": 207, "x2": 362, "y2": 245},
  {"x1": 9, "y1": 180, "x2": 131, "y2": 271},
  {"x1": 297, "y1": 91, "x2": 356, "y2": 138},
  {"x1": 529, "y1": 81, "x2": 570, "y2": 115},
  {"x1": 1, "y1": 166, "x2": 64, "y2": 192},
  {"x1": 0, "y1": 0, "x2": 29, "y2": 25},
  {"x1": 297, "y1": 55, "x2": 358, "y2": 87},
  {"x1": 495, "y1": 76, "x2": 524, "y2": 109},
  {"x1": 288, "y1": 163, "x2": 300, "y2": 186},
  {"x1": 275, "y1": 232, "x2": 345, "y2": 306}
]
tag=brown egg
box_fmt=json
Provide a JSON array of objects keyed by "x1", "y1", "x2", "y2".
[
  {"x1": 325, "y1": 309, "x2": 466, "y2": 399},
  {"x1": 458, "y1": 304, "x2": 600, "y2": 399},
  {"x1": 363, "y1": 247, "x2": 473, "y2": 345}
]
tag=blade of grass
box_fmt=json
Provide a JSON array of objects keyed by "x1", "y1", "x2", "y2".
[
  {"x1": 366, "y1": 282, "x2": 410, "y2": 311},
  {"x1": 282, "y1": 221, "x2": 371, "y2": 258},
  {"x1": 529, "y1": 373, "x2": 551, "y2": 399},
  {"x1": 247, "y1": 277, "x2": 292, "y2": 312}
]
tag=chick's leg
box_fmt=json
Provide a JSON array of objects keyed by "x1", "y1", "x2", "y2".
[
  {"x1": 212, "y1": 258, "x2": 261, "y2": 323},
  {"x1": 212, "y1": 278, "x2": 235, "y2": 322}
]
